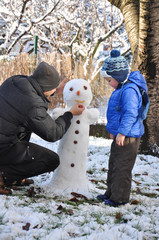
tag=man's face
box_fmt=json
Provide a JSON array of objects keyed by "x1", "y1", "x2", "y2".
[
  {"x1": 105, "y1": 77, "x2": 119, "y2": 89},
  {"x1": 44, "y1": 88, "x2": 56, "y2": 97}
]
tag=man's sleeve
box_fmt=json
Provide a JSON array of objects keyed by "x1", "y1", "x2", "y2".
[{"x1": 27, "y1": 107, "x2": 73, "y2": 142}]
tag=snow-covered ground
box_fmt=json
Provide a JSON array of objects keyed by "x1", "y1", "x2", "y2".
[{"x1": 0, "y1": 134, "x2": 159, "y2": 240}]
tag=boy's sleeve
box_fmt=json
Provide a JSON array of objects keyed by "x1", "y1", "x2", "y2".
[{"x1": 117, "y1": 87, "x2": 140, "y2": 136}]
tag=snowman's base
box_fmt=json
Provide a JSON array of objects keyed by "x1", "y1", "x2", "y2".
[{"x1": 43, "y1": 180, "x2": 96, "y2": 198}]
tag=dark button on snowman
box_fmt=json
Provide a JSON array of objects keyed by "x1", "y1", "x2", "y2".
[{"x1": 47, "y1": 79, "x2": 99, "y2": 196}]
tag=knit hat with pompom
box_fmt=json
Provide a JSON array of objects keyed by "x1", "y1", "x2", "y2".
[{"x1": 100, "y1": 50, "x2": 129, "y2": 83}]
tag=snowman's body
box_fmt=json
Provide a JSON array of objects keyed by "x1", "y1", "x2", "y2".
[{"x1": 47, "y1": 79, "x2": 99, "y2": 195}]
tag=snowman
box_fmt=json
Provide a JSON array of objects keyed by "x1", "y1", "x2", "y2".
[{"x1": 46, "y1": 79, "x2": 99, "y2": 196}]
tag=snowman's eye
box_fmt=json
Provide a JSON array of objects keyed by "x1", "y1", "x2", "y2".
[
  {"x1": 69, "y1": 87, "x2": 73, "y2": 91},
  {"x1": 84, "y1": 86, "x2": 87, "y2": 90}
]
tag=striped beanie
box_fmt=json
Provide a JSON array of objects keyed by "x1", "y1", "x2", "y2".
[{"x1": 100, "y1": 50, "x2": 129, "y2": 83}]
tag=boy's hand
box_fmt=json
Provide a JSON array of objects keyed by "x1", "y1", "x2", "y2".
[
  {"x1": 116, "y1": 133, "x2": 125, "y2": 146},
  {"x1": 110, "y1": 134, "x2": 114, "y2": 139},
  {"x1": 70, "y1": 103, "x2": 85, "y2": 115}
]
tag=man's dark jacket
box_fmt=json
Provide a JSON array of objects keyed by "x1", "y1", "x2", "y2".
[{"x1": 0, "y1": 75, "x2": 72, "y2": 152}]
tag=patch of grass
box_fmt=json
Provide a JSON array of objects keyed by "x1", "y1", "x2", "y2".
[
  {"x1": 139, "y1": 156, "x2": 146, "y2": 161},
  {"x1": 94, "y1": 214, "x2": 105, "y2": 225},
  {"x1": 87, "y1": 169, "x2": 94, "y2": 175},
  {"x1": 68, "y1": 232, "x2": 79, "y2": 238},
  {"x1": 132, "y1": 189, "x2": 159, "y2": 198},
  {"x1": 64, "y1": 200, "x2": 79, "y2": 206},
  {"x1": 90, "y1": 212, "x2": 110, "y2": 226},
  {"x1": 47, "y1": 222, "x2": 63, "y2": 230},
  {"x1": 144, "y1": 192, "x2": 159, "y2": 198},
  {"x1": 133, "y1": 220, "x2": 142, "y2": 231},
  {"x1": 63, "y1": 197, "x2": 100, "y2": 208},
  {"x1": 81, "y1": 233, "x2": 88, "y2": 236},
  {"x1": 114, "y1": 212, "x2": 128, "y2": 224},
  {"x1": 81, "y1": 219, "x2": 89, "y2": 226},
  {"x1": 37, "y1": 206, "x2": 51, "y2": 214},
  {"x1": 0, "y1": 215, "x2": 4, "y2": 225},
  {"x1": 132, "y1": 209, "x2": 144, "y2": 217},
  {"x1": 105, "y1": 152, "x2": 110, "y2": 156},
  {"x1": 88, "y1": 151, "x2": 94, "y2": 156},
  {"x1": 130, "y1": 199, "x2": 141, "y2": 205},
  {"x1": 97, "y1": 185, "x2": 106, "y2": 190}
]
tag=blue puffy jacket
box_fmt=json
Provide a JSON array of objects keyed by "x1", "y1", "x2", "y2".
[{"x1": 106, "y1": 71, "x2": 148, "y2": 138}]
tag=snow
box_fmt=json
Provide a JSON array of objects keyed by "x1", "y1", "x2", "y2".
[{"x1": 0, "y1": 134, "x2": 159, "y2": 240}]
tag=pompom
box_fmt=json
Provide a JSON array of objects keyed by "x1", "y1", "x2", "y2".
[{"x1": 110, "y1": 50, "x2": 120, "y2": 58}]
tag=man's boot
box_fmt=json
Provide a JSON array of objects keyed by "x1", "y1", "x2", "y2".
[
  {"x1": 12, "y1": 178, "x2": 34, "y2": 186},
  {"x1": 0, "y1": 172, "x2": 12, "y2": 195}
]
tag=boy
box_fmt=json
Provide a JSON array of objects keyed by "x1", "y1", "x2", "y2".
[{"x1": 98, "y1": 50, "x2": 148, "y2": 206}]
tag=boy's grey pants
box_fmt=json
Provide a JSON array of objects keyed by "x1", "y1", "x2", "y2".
[{"x1": 105, "y1": 137, "x2": 140, "y2": 203}]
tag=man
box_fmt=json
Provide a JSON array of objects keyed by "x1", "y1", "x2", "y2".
[{"x1": 0, "y1": 61, "x2": 85, "y2": 194}]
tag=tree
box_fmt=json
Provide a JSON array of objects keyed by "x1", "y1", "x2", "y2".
[
  {"x1": 0, "y1": 0, "x2": 61, "y2": 54},
  {"x1": 107, "y1": 0, "x2": 159, "y2": 155},
  {"x1": 0, "y1": 0, "x2": 127, "y2": 71}
]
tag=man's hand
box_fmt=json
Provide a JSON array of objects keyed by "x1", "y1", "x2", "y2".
[
  {"x1": 55, "y1": 78, "x2": 67, "y2": 94},
  {"x1": 116, "y1": 133, "x2": 125, "y2": 146},
  {"x1": 70, "y1": 103, "x2": 85, "y2": 115}
]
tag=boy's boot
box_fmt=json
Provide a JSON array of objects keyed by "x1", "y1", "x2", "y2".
[
  {"x1": 0, "y1": 171, "x2": 12, "y2": 195},
  {"x1": 97, "y1": 193, "x2": 109, "y2": 201}
]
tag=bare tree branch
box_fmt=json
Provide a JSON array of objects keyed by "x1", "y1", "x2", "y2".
[
  {"x1": 91, "y1": 18, "x2": 124, "y2": 59},
  {"x1": 32, "y1": 0, "x2": 61, "y2": 24}
]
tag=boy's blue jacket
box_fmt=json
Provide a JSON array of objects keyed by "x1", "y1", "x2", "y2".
[{"x1": 106, "y1": 71, "x2": 148, "y2": 137}]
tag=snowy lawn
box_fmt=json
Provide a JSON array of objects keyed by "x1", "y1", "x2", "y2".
[{"x1": 0, "y1": 134, "x2": 159, "y2": 240}]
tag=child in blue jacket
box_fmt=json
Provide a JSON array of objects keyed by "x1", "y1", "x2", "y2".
[{"x1": 98, "y1": 50, "x2": 149, "y2": 207}]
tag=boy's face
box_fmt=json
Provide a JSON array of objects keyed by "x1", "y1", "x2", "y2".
[{"x1": 104, "y1": 77, "x2": 119, "y2": 89}]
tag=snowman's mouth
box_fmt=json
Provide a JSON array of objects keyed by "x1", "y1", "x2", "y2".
[{"x1": 75, "y1": 100, "x2": 85, "y2": 103}]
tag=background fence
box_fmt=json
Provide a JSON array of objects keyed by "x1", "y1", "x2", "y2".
[{"x1": 0, "y1": 52, "x2": 113, "y2": 131}]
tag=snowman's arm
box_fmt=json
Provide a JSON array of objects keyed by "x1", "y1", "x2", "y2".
[
  {"x1": 87, "y1": 108, "x2": 99, "y2": 124},
  {"x1": 51, "y1": 108, "x2": 66, "y2": 120}
]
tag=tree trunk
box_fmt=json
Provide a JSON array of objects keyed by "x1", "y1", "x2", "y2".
[
  {"x1": 108, "y1": 0, "x2": 159, "y2": 155},
  {"x1": 144, "y1": 0, "x2": 159, "y2": 155}
]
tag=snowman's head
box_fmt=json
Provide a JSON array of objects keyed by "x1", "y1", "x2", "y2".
[{"x1": 63, "y1": 79, "x2": 92, "y2": 108}]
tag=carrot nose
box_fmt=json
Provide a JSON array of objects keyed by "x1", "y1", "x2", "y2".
[{"x1": 77, "y1": 90, "x2": 80, "y2": 95}]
